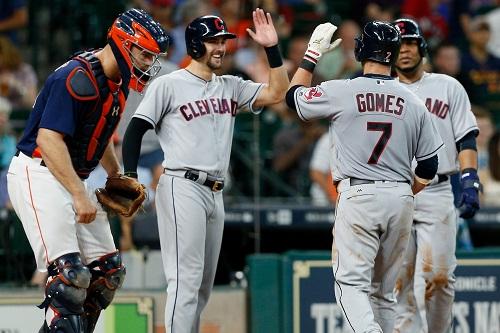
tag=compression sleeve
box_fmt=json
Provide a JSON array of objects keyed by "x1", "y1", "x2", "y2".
[
  {"x1": 122, "y1": 117, "x2": 154, "y2": 178},
  {"x1": 415, "y1": 154, "x2": 438, "y2": 180},
  {"x1": 285, "y1": 85, "x2": 302, "y2": 110},
  {"x1": 456, "y1": 130, "x2": 479, "y2": 152}
]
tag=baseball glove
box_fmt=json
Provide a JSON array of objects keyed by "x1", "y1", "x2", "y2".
[{"x1": 95, "y1": 175, "x2": 147, "y2": 217}]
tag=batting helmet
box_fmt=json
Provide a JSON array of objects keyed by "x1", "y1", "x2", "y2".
[
  {"x1": 392, "y1": 18, "x2": 427, "y2": 57},
  {"x1": 185, "y1": 15, "x2": 236, "y2": 59},
  {"x1": 354, "y1": 21, "x2": 401, "y2": 65},
  {"x1": 107, "y1": 8, "x2": 170, "y2": 92}
]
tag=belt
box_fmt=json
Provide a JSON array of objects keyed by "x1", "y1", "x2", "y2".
[
  {"x1": 165, "y1": 169, "x2": 224, "y2": 192},
  {"x1": 437, "y1": 174, "x2": 448, "y2": 183},
  {"x1": 15, "y1": 150, "x2": 46, "y2": 167},
  {"x1": 349, "y1": 177, "x2": 410, "y2": 186}
]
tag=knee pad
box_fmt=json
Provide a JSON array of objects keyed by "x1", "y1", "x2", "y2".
[
  {"x1": 86, "y1": 251, "x2": 126, "y2": 310},
  {"x1": 40, "y1": 253, "x2": 91, "y2": 332},
  {"x1": 82, "y1": 252, "x2": 126, "y2": 333},
  {"x1": 39, "y1": 315, "x2": 84, "y2": 333}
]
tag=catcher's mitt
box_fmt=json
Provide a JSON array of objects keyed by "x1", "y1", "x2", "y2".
[{"x1": 95, "y1": 175, "x2": 147, "y2": 217}]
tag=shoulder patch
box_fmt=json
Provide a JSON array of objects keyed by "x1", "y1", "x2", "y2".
[
  {"x1": 66, "y1": 67, "x2": 98, "y2": 100},
  {"x1": 302, "y1": 87, "x2": 323, "y2": 101}
]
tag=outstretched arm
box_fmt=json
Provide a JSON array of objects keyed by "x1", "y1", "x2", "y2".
[
  {"x1": 289, "y1": 23, "x2": 342, "y2": 89},
  {"x1": 247, "y1": 8, "x2": 289, "y2": 108}
]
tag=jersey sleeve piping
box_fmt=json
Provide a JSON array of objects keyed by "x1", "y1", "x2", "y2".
[
  {"x1": 455, "y1": 125, "x2": 479, "y2": 143},
  {"x1": 246, "y1": 83, "x2": 265, "y2": 114},
  {"x1": 133, "y1": 114, "x2": 156, "y2": 128},
  {"x1": 415, "y1": 142, "x2": 444, "y2": 161},
  {"x1": 294, "y1": 90, "x2": 309, "y2": 122}
]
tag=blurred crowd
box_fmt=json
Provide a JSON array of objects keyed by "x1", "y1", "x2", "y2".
[{"x1": 1, "y1": 0, "x2": 500, "y2": 262}]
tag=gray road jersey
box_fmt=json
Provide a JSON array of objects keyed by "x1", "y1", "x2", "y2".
[
  {"x1": 293, "y1": 76, "x2": 443, "y2": 182},
  {"x1": 399, "y1": 72, "x2": 478, "y2": 175},
  {"x1": 133, "y1": 69, "x2": 264, "y2": 178},
  {"x1": 117, "y1": 59, "x2": 178, "y2": 153}
]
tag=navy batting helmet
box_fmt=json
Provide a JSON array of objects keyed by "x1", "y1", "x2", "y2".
[
  {"x1": 392, "y1": 18, "x2": 427, "y2": 57},
  {"x1": 185, "y1": 15, "x2": 236, "y2": 59},
  {"x1": 354, "y1": 21, "x2": 401, "y2": 65}
]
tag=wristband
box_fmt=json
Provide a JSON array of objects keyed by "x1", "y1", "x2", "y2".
[
  {"x1": 299, "y1": 58, "x2": 316, "y2": 73},
  {"x1": 264, "y1": 45, "x2": 283, "y2": 68},
  {"x1": 461, "y1": 168, "x2": 478, "y2": 178},
  {"x1": 414, "y1": 175, "x2": 432, "y2": 185},
  {"x1": 124, "y1": 171, "x2": 138, "y2": 179}
]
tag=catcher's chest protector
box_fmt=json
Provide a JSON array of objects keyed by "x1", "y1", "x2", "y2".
[{"x1": 66, "y1": 51, "x2": 128, "y2": 179}]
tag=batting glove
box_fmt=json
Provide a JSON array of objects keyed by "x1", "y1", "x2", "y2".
[
  {"x1": 304, "y1": 23, "x2": 342, "y2": 66},
  {"x1": 458, "y1": 168, "x2": 482, "y2": 219}
]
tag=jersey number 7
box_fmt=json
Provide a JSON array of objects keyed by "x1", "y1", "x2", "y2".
[{"x1": 367, "y1": 122, "x2": 392, "y2": 164}]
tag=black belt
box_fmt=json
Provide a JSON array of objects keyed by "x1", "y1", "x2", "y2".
[
  {"x1": 349, "y1": 177, "x2": 410, "y2": 186},
  {"x1": 437, "y1": 174, "x2": 448, "y2": 183},
  {"x1": 15, "y1": 150, "x2": 46, "y2": 167},
  {"x1": 184, "y1": 170, "x2": 224, "y2": 192}
]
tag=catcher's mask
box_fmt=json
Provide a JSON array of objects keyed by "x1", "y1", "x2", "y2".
[
  {"x1": 354, "y1": 21, "x2": 401, "y2": 66},
  {"x1": 185, "y1": 15, "x2": 236, "y2": 60},
  {"x1": 392, "y1": 18, "x2": 428, "y2": 57},
  {"x1": 107, "y1": 8, "x2": 169, "y2": 93}
]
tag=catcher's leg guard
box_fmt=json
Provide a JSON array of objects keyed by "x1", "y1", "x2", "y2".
[
  {"x1": 38, "y1": 253, "x2": 91, "y2": 333},
  {"x1": 82, "y1": 251, "x2": 126, "y2": 333}
]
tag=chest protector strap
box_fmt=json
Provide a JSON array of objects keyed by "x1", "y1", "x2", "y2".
[{"x1": 66, "y1": 51, "x2": 127, "y2": 179}]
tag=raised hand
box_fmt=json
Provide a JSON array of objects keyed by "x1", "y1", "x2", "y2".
[
  {"x1": 304, "y1": 23, "x2": 342, "y2": 65},
  {"x1": 246, "y1": 8, "x2": 278, "y2": 47}
]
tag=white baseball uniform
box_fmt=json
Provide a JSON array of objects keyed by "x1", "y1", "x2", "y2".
[
  {"x1": 291, "y1": 74, "x2": 443, "y2": 333},
  {"x1": 132, "y1": 68, "x2": 263, "y2": 333},
  {"x1": 7, "y1": 152, "x2": 117, "y2": 272},
  {"x1": 394, "y1": 72, "x2": 478, "y2": 333}
]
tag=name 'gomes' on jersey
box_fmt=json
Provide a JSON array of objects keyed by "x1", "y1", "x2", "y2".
[{"x1": 355, "y1": 92, "x2": 405, "y2": 117}]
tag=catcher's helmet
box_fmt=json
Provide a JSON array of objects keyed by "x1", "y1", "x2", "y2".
[
  {"x1": 185, "y1": 15, "x2": 236, "y2": 59},
  {"x1": 107, "y1": 8, "x2": 169, "y2": 92},
  {"x1": 354, "y1": 21, "x2": 401, "y2": 65},
  {"x1": 392, "y1": 18, "x2": 427, "y2": 57}
]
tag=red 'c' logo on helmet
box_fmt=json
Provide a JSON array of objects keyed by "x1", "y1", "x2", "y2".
[
  {"x1": 214, "y1": 18, "x2": 224, "y2": 31},
  {"x1": 396, "y1": 22, "x2": 405, "y2": 34}
]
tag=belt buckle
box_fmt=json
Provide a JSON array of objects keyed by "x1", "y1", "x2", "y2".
[{"x1": 212, "y1": 180, "x2": 223, "y2": 192}]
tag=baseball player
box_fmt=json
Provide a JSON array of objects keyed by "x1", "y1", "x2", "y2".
[
  {"x1": 121, "y1": 8, "x2": 289, "y2": 333},
  {"x1": 286, "y1": 21, "x2": 443, "y2": 333},
  {"x1": 6, "y1": 9, "x2": 169, "y2": 333},
  {"x1": 391, "y1": 19, "x2": 480, "y2": 333}
]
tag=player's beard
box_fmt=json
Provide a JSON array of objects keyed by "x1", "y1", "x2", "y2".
[
  {"x1": 206, "y1": 52, "x2": 225, "y2": 70},
  {"x1": 396, "y1": 56, "x2": 423, "y2": 74}
]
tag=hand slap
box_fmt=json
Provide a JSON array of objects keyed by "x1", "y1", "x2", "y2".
[
  {"x1": 246, "y1": 8, "x2": 278, "y2": 47},
  {"x1": 305, "y1": 23, "x2": 342, "y2": 64}
]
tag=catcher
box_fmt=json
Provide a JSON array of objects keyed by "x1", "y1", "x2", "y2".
[{"x1": 6, "y1": 9, "x2": 164, "y2": 333}]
